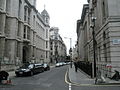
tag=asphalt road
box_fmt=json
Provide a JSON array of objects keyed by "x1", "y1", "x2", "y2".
[
  {"x1": 0, "y1": 65, "x2": 120, "y2": 90},
  {"x1": 0, "y1": 66, "x2": 68, "y2": 90}
]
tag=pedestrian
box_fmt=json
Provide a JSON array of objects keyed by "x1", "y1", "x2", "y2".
[
  {"x1": 95, "y1": 67, "x2": 101, "y2": 84},
  {"x1": 0, "y1": 71, "x2": 9, "y2": 84},
  {"x1": 74, "y1": 61, "x2": 78, "y2": 72}
]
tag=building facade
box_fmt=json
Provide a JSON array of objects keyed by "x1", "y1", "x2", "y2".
[
  {"x1": 49, "y1": 27, "x2": 66, "y2": 64},
  {"x1": 0, "y1": 0, "x2": 50, "y2": 71},
  {"x1": 72, "y1": 44, "x2": 78, "y2": 61},
  {"x1": 77, "y1": 0, "x2": 120, "y2": 78}
]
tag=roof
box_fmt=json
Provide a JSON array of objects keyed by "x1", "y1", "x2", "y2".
[{"x1": 41, "y1": 9, "x2": 50, "y2": 18}]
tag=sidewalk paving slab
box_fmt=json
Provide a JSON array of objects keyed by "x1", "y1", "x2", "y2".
[
  {"x1": 68, "y1": 65, "x2": 120, "y2": 85},
  {"x1": 68, "y1": 65, "x2": 94, "y2": 85}
]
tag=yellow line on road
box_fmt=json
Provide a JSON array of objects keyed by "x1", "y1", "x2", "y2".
[{"x1": 65, "y1": 69, "x2": 120, "y2": 87}]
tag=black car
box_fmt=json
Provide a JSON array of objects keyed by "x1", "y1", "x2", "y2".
[
  {"x1": 42, "y1": 63, "x2": 50, "y2": 71},
  {"x1": 15, "y1": 63, "x2": 44, "y2": 77}
]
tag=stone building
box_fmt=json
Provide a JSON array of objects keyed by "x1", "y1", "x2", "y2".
[
  {"x1": 0, "y1": 0, "x2": 50, "y2": 71},
  {"x1": 76, "y1": 4, "x2": 89, "y2": 62},
  {"x1": 49, "y1": 27, "x2": 66, "y2": 64},
  {"x1": 72, "y1": 44, "x2": 78, "y2": 61},
  {"x1": 77, "y1": 0, "x2": 120, "y2": 77}
]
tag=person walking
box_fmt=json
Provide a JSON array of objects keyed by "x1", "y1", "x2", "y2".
[{"x1": 74, "y1": 61, "x2": 78, "y2": 72}]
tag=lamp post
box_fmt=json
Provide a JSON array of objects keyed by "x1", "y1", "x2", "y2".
[
  {"x1": 0, "y1": 57, "x2": 1, "y2": 70},
  {"x1": 64, "y1": 37, "x2": 72, "y2": 68},
  {"x1": 90, "y1": 17, "x2": 97, "y2": 77}
]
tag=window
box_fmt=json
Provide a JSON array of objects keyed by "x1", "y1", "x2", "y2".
[
  {"x1": 50, "y1": 42, "x2": 53, "y2": 45},
  {"x1": 92, "y1": 0, "x2": 97, "y2": 7},
  {"x1": 46, "y1": 17, "x2": 49, "y2": 23},
  {"x1": 24, "y1": 6, "x2": 31, "y2": 24},
  {"x1": 51, "y1": 47, "x2": 53, "y2": 50},
  {"x1": 33, "y1": 15, "x2": 35, "y2": 27},
  {"x1": 23, "y1": 26, "x2": 26, "y2": 39},
  {"x1": 27, "y1": 27, "x2": 30, "y2": 40},
  {"x1": 46, "y1": 41, "x2": 48, "y2": 48},
  {"x1": 24, "y1": 25, "x2": 30, "y2": 40},
  {"x1": 18, "y1": 0, "x2": 22, "y2": 18},
  {"x1": 103, "y1": 31, "x2": 106, "y2": 40},
  {"x1": 24, "y1": 7, "x2": 27, "y2": 21},
  {"x1": 46, "y1": 29, "x2": 48, "y2": 38},
  {"x1": 51, "y1": 52, "x2": 53, "y2": 55},
  {"x1": 102, "y1": 1, "x2": 106, "y2": 23},
  {"x1": 28, "y1": 9, "x2": 31, "y2": 24}
]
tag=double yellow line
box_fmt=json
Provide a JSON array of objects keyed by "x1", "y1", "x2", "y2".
[{"x1": 64, "y1": 69, "x2": 120, "y2": 87}]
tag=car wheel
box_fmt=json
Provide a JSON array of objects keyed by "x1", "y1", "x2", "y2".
[
  {"x1": 30, "y1": 71, "x2": 33, "y2": 76},
  {"x1": 16, "y1": 74, "x2": 20, "y2": 77},
  {"x1": 42, "y1": 68, "x2": 44, "y2": 72}
]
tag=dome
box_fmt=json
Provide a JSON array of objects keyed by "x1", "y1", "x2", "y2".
[{"x1": 41, "y1": 9, "x2": 50, "y2": 18}]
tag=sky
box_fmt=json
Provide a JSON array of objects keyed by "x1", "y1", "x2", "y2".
[{"x1": 36, "y1": 0, "x2": 88, "y2": 54}]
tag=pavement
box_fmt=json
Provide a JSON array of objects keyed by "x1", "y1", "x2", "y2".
[{"x1": 68, "y1": 65, "x2": 120, "y2": 85}]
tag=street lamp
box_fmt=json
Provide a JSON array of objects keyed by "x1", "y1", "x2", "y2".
[
  {"x1": 90, "y1": 16, "x2": 97, "y2": 77},
  {"x1": 64, "y1": 37, "x2": 72, "y2": 68}
]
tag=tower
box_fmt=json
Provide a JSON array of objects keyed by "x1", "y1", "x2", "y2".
[{"x1": 41, "y1": 7, "x2": 50, "y2": 25}]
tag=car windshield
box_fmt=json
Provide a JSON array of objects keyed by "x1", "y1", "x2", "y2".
[
  {"x1": 20, "y1": 64, "x2": 33, "y2": 69},
  {"x1": 44, "y1": 64, "x2": 47, "y2": 67},
  {"x1": 20, "y1": 65, "x2": 28, "y2": 69},
  {"x1": 28, "y1": 64, "x2": 34, "y2": 69}
]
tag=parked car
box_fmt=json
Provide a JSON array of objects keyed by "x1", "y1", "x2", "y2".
[
  {"x1": 55, "y1": 63, "x2": 61, "y2": 67},
  {"x1": 42, "y1": 63, "x2": 50, "y2": 71},
  {"x1": 55, "y1": 62, "x2": 64, "y2": 67},
  {"x1": 15, "y1": 63, "x2": 44, "y2": 77}
]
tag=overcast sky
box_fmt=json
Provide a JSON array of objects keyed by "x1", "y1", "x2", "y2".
[{"x1": 36, "y1": 0, "x2": 88, "y2": 54}]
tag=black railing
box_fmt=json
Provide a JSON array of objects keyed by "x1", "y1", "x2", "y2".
[{"x1": 77, "y1": 61, "x2": 92, "y2": 77}]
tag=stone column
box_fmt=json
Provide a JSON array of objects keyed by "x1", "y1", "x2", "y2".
[
  {"x1": 0, "y1": 14, "x2": 6, "y2": 35},
  {"x1": 0, "y1": 0, "x2": 6, "y2": 11},
  {"x1": 0, "y1": 1, "x2": 6, "y2": 70}
]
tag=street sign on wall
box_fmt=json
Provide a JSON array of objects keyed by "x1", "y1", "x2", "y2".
[{"x1": 113, "y1": 39, "x2": 120, "y2": 45}]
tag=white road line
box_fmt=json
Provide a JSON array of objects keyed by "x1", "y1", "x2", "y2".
[{"x1": 69, "y1": 83, "x2": 72, "y2": 90}]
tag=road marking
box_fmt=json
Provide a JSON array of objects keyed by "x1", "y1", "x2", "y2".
[
  {"x1": 65, "y1": 69, "x2": 70, "y2": 85},
  {"x1": 65, "y1": 69, "x2": 120, "y2": 87},
  {"x1": 69, "y1": 83, "x2": 71, "y2": 90}
]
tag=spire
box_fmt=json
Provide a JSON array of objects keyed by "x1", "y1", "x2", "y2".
[{"x1": 44, "y1": 4, "x2": 46, "y2": 10}]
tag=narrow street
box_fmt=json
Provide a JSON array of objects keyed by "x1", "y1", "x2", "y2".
[
  {"x1": 1, "y1": 65, "x2": 120, "y2": 90},
  {"x1": 0, "y1": 66, "x2": 68, "y2": 90}
]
